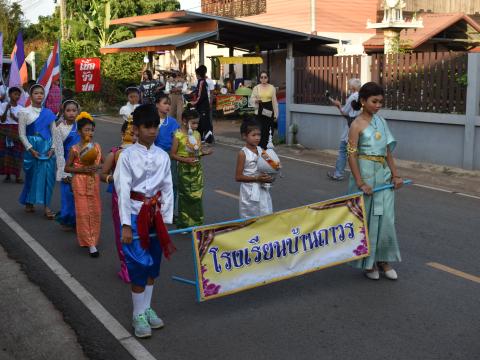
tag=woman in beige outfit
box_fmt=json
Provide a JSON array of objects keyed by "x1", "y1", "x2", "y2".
[{"x1": 250, "y1": 71, "x2": 279, "y2": 149}]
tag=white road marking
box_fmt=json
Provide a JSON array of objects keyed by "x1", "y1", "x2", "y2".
[
  {"x1": 216, "y1": 141, "x2": 480, "y2": 201},
  {"x1": 215, "y1": 189, "x2": 240, "y2": 200},
  {"x1": 216, "y1": 141, "x2": 335, "y2": 168},
  {"x1": 0, "y1": 208, "x2": 157, "y2": 360},
  {"x1": 411, "y1": 183, "x2": 452, "y2": 193},
  {"x1": 426, "y1": 262, "x2": 480, "y2": 284},
  {"x1": 456, "y1": 192, "x2": 480, "y2": 200}
]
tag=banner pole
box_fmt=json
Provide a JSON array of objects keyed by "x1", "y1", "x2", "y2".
[
  {"x1": 132, "y1": 179, "x2": 414, "y2": 241},
  {"x1": 352, "y1": 179, "x2": 412, "y2": 196},
  {"x1": 172, "y1": 276, "x2": 196, "y2": 286},
  {"x1": 165, "y1": 180, "x2": 413, "y2": 236},
  {"x1": 191, "y1": 234, "x2": 201, "y2": 302}
]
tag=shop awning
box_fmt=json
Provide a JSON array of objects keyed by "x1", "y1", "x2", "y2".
[
  {"x1": 217, "y1": 56, "x2": 263, "y2": 65},
  {"x1": 104, "y1": 11, "x2": 337, "y2": 53},
  {"x1": 100, "y1": 30, "x2": 218, "y2": 54}
]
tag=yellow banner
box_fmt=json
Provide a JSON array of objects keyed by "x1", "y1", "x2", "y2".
[
  {"x1": 218, "y1": 56, "x2": 263, "y2": 65},
  {"x1": 192, "y1": 194, "x2": 370, "y2": 301}
]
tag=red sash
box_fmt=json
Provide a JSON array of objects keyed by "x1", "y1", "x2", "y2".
[{"x1": 130, "y1": 191, "x2": 176, "y2": 259}]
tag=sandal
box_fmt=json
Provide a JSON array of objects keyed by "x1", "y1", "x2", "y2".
[
  {"x1": 44, "y1": 209, "x2": 56, "y2": 220},
  {"x1": 25, "y1": 204, "x2": 35, "y2": 213},
  {"x1": 15, "y1": 178, "x2": 24, "y2": 184}
]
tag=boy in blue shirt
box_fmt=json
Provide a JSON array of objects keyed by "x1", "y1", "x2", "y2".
[{"x1": 154, "y1": 93, "x2": 180, "y2": 221}]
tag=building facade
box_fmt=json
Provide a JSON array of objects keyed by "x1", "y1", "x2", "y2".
[{"x1": 201, "y1": 0, "x2": 378, "y2": 54}]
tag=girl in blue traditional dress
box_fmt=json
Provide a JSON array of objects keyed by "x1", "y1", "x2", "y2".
[
  {"x1": 347, "y1": 82, "x2": 404, "y2": 281},
  {"x1": 54, "y1": 100, "x2": 81, "y2": 230},
  {"x1": 18, "y1": 84, "x2": 57, "y2": 219}
]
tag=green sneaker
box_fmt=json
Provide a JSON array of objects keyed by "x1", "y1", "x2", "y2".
[
  {"x1": 132, "y1": 313, "x2": 151, "y2": 338},
  {"x1": 144, "y1": 308, "x2": 164, "y2": 329}
]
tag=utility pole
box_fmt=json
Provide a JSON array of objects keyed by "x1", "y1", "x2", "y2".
[{"x1": 59, "y1": 0, "x2": 67, "y2": 41}]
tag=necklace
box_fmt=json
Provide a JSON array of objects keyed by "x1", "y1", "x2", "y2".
[{"x1": 371, "y1": 115, "x2": 382, "y2": 140}]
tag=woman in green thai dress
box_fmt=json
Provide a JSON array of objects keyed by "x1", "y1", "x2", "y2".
[
  {"x1": 347, "y1": 82, "x2": 404, "y2": 281},
  {"x1": 170, "y1": 107, "x2": 213, "y2": 229}
]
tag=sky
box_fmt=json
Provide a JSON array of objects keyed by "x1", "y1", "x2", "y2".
[{"x1": 19, "y1": 0, "x2": 202, "y2": 24}]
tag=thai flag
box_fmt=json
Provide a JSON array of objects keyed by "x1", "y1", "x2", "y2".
[
  {"x1": 37, "y1": 40, "x2": 60, "y2": 95},
  {"x1": 26, "y1": 41, "x2": 60, "y2": 106}
]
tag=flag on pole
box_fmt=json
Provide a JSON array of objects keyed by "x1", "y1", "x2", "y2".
[
  {"x1": 25, "y1": 41, "x2": 60, "y2": 106},
  {"x1": 9, "y1": 32, "x2": 27, "y2": 85},
  {"x1": 8, "y1": 44, "x2": 22, "y2": 88}
]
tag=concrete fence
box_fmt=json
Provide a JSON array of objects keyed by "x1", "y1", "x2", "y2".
[{"x1": 285, "y1": 53, "x2": 480, "y2": 170}]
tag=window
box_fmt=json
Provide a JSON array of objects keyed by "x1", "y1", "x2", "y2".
[{"x1": 202, "y1": 0, "x2": 267, "y2": 18}]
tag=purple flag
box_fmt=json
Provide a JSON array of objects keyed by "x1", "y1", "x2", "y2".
[{"x1": 8, "y1": 51, "x2": 21, "y2": 88}]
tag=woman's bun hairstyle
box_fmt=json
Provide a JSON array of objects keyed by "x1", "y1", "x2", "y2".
[{"x1": 352, "y1": 81, "x2": 384, "y2": 111}]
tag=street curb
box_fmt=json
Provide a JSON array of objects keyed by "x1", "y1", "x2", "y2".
[{"x1": 0, "y1": 217, "x2": 133, "y2": 360}]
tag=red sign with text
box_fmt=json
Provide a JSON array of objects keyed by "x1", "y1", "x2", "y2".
[{"x1": 74, "y1": 58, "x2": 101, "y2": 92}]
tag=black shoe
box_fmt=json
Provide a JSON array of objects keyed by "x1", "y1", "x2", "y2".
[
  {"x1": 327, "y1": 171, "x2": 344, "y2": 181},
  {"x1": 89, "y1": 250, "x2": 100, "y2": 258}
]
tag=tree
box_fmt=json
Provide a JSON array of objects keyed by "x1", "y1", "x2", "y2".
[
  {"x1": 24, "y1": 8, "x2": 61, "y2": 43},
  {"x1": 22, "y1": 0, "x2": 181, "y2": 110},
  {"x1": 112, "y1": 0, "x2": 180, "y2": 19},
  {"x1": 0, "y1": 0, "x2": 26, "y2": 52}
]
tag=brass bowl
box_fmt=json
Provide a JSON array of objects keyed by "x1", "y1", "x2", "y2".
[{"x1": 79, "y1": 143, "x2": 98, "y2": 166}]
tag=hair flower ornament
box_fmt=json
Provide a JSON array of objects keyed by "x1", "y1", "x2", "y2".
[{"x1": 76, "y1": 111, "x2": 94, "y2": 123}]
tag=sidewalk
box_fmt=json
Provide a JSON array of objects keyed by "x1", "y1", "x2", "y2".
[
  {"x1": 213, "y1": 118, "x2": 480, "y2": 198},
  {"x1": 0, "y1": 245, "x2": 87, "y2": 360}
]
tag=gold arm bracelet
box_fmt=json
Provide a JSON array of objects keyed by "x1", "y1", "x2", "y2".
[{"x1": 346, "y1": 142, "x2": 358, "y2": 156}]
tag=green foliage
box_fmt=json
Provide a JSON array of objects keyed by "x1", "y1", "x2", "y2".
[
  {"x1": 388, "y1": 37, "x2": 413, "y2": 54},
  {"x1": 0, "y1": 0, "x2": 26, "y2": 52},
  {"x1": 21, "y1": 0, "x2": 180, "y2": 111},
  {"x1": 113, "y1": 0, "x2": 180, "y2": 19},
  {"x1": 102, "y1": 52, "x2": 143, "y2": 83},
  {"x1": 456, "y1": 74, "x2": 468, "y2": 87}
]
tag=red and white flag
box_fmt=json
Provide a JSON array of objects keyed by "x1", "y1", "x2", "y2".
[{"x1": 26, "y1": 41, "x2": 60, "y2": 106}]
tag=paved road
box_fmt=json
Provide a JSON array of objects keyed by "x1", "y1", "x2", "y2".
[{"x1": 0, "y1": 118, "x2": 478, "y2": 360}]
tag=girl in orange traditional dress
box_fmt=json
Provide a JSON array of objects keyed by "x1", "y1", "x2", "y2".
[{"x1": 65, "y1": 112, "x2": 102, "y2": 257}]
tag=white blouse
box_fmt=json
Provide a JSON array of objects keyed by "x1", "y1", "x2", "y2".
[
  {"x1": 53, "y1": 121, "x2": 75, "y2": 181},
  {"x1": 119, "y1": 103, "x2": 139, "y2": 122},
  {"x1": 165, "y1": 81, "x2": 188, "y2": 94},
  {"x1": 113, "y1": 142, "x2": 173, "y2": 227},
  {"x1": 0, "y1": 103, "x2": 23, "y2": 125},
  {"x1": 18, "y1": 106, "x2": 55, "y2": 151}
]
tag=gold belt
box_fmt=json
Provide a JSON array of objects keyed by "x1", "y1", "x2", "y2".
[{"x1": 358, "y1": 155, "x2": 386, "y2": 164}]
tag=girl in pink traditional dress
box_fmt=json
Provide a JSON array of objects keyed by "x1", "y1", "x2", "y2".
[{"x1": 100, "y1": 120, "x2": 135, "y2": 282}]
